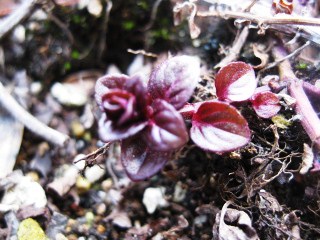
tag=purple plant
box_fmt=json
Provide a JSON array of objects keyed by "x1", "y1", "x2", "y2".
[
  {"x1": 95, "y1": 58, "x2": 281, "y2": 181},
  {"x1": 95, "y1": 56, "x2": 200, "y2": 181},
  {"x1": 181, "y1": 62, "x2": 281, "y2": 153}
]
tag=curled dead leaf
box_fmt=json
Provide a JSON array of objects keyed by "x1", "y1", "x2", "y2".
[
  {"x1": 300, "y1": 143, "x2": 314, "y2": 174},
  {"x1": 252, "y1": 44, "x2": 269, "y2": 69},
  {"x1": 173, "y1": 1, "x2": 200, "y2": 39},
  {"x1": 213, "y1": 201, "x2": 259, "y2": 240}
]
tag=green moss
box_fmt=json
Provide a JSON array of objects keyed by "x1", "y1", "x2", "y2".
[
  {"x1": 272, "y1": 115, "x2": 292, "y2": 129},
  {"x1": 64, "y1": 62, "x2": 72, "y2": 71},
  {"x1": 122, "y1": 21, "x2": 136, "y2": 30},
  {"x1": 295, "y1": 62, "x2": 308, "y2": 70},
  {"x1": 71, "y1": 50, "x2": 80, "y2": 60}
]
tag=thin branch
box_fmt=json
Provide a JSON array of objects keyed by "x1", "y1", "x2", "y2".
[
  {"x1": 127, "y1": 49, "x2": 158, "y2": 58},
  {"x1": 98, "y1": 0, "x2": 113, "y2": 60},
  {"x1": 0, "y1": 82, "x2": 69, "y2": 147},
  {"x1": 47, "y1": 12, "x2": 74, "y2": 44},
  {"x1": 262, "y1": 41, "x2": 310, "y2": 72},
  {"x1": 143, "y1": 0, "x2": 163, "y2": 30},
  {"x1": 197, "y1": 10, "x2": 320, "y2": 27},
  {"x1": 214, "y1": 26, "x2": 249, "y2": 69},
  {"x1": 0, "y1": 0, "x2": 41, "y2": 40}
]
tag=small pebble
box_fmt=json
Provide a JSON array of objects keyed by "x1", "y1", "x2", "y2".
[
  {"x1": 101, "y1": 178, "x2": 113, "y2": 192},
  {"x1": 26, "y1": 171, "x2": 40, "y2": 182},
  {"x1": 97, "y1": 224, "x2": 106, "y2": 234},
  {"x1": 66, "y1": 234, "x2": 77, "y2": 240},
  {"x1": 76, "y1": 176, "x2": 91, "y2": 193},
  {"x1": 96, "y1": 203, "x2": 106, "y2": 215},
  {"x1": 173, "y1": 182, "x2": 187, "y2": 203},
  {"x1": 30, "y1": 82, "x2": 42, "y2": 95},
  {"x1": 55, "y1": 233, "x2": 68, "y2": 240},
  {"x1": 13, "y1": 25, "x2": 25, "y2": 43},
  {"x1": 17, "y1": 218, "x2": 47, "y2": 240},
  {"x1": 73, "y1": 154, "x2": 86, "y2": 170},
  {"x1": 194, "y1": 215, "x2": 208, "y2": 227},
  {"x1": 85, "y1": 165, "x2": 105, "y2": 183},
  {"x1": 85, "y1": 212, "x2": 95, "y2": 226},
  {"x1": 71, "y1": 121, "x2": 85, "y2": 138},
  {"x1": 142, "y1": 187, "x2": 168, "y2": 214}
]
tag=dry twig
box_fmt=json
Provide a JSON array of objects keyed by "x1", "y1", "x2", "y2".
[
  {"x1": 197, "y1": 10, "x2": 320, "y2": 28},
  {"x1": 0, "y1": 0, "x2": 41, "y2": 39},
  {"x1": 0, "y1": 82, "x2": 69, "y2": 147},
  {"x1": 214, "y1": 26, "x2": 249, "y2": 68}
]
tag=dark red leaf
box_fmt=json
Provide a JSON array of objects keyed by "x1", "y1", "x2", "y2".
[
  {"x1": 146, "y1": 99, "x2": 188, "y2": 151},
  {"x1": 95, "y1": 74, "x2": 149, "y2": 141},
  {"x1": 191, "y1": 101, "x2": 251, "y2": 153},
  {"x1": 148, "y1": 56, "x2": 200, "y2": 110},
  {"x1": 121, "y1": 136, "x2": 171, "y2": 181},
  {"x1": 215, "y1": 62, "x2": 257, "y2": 102},
  {"x1": 179, "y1": 102, "x2": 203, "y2": 120},
  {"x1": 251, "y1": 91, "x2": 281, "y2": 118},
  {"x1": 98, "y1": 114, "x2": 147, "y2": 142}
]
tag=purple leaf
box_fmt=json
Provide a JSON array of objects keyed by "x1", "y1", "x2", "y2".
[
  {"x1": 121, "y1": 136, "x2": 171, "y2": 181},
  {"x1": 95, "y1": 74, "x2": 149, "y2": 141},
  {"x1": 179, "y1": 103, "x2": 197, "y2": 120},
  {"x1": 251, "y1": 91, "x2": 281, "y2": 118},
  {"x1": 98, "y1": 114, "x2": 147, "y2": 142},
  {"x1": 146, "y1": 99, "x2": 188, "y2": 151},
  {"x1": 191, "y1": 101, "x2": 251, "y2": 153},
  {"x1": 148, "y1": 55, "x2": 201, "y2": 110},
  {"x1": 215, "y1": 62, "x2": 257, "y2": 102}
]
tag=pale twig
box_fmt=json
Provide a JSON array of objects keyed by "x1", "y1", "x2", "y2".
[
  {"x1": 0, "y1": 0, "x2": 40, "y2": 39},
  {"x1": 0, "y1": 82, "x2": 69, "y2": 147},
  {"x1": 127, "y1": 49, "x2": 158, "y2": 58},
  {"x1": 214, "y1": 26, "x2": 249, "y2": 69},
  {"x1": 262, "y1": 41, "x2": 310, "y2": 71},
  {"x1": 197, "y1": 10, "x2": 320, "y2": 27},
  {"x1": 143, "y1": 0, "x2": 163, "y2": 30},
  {"x1": 98, "y1": 0, "x2": 113, "y2": 60}
]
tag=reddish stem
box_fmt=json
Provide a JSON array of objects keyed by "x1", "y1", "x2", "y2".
[{"x1": 272, "y1": 44, "x2": 320, "y2": 150}]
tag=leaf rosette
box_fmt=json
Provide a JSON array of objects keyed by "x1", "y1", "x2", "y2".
[{"x1": 95, "y1": 74, "x2": 149, "y2": 142}]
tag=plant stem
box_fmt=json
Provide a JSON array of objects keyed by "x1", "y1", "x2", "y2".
[
  {"x1": 272, "y1": 44, "x2": 320, "y2": 150},
  {"x1": 0, "y1": 82, "x2": 69, "y2": 147}
]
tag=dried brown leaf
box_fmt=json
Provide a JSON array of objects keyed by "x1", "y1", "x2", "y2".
[{"x1": 213, "y1": 201, "x2": 259, "y2": 240}]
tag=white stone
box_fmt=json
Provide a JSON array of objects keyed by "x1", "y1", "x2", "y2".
[
  {"x1": 85, "y1": 165, "x2": 105, "y2": 183},
  {"x1": 142, "y1": 187, "x2": 168, "y2": 214},
  {"x1": 51, "y1": 82, "x2": 88, "y2": 106},
  {"x1": 0, "y1": 172, "x2": 47, "y2": 212}
]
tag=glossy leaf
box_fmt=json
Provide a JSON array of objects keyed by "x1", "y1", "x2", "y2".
[
  {"x1": 251, "y1": 91, "x2": 281, "y2": 118},
  {"x1": 146, "y1": 99, "x2": 188, "y2": 151},
  {"x1": 191, "y1": 101, "x2": 251, "y2": 153},
  {"x1": 148, "y1": 55, "x2": 200, "y2": 110},
  {"x1": 121, "y1": 136, "x2": 171, "y2": 181},
  {"x1": 215, "y1": 62, "x2": 257, "y2": 102}
]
